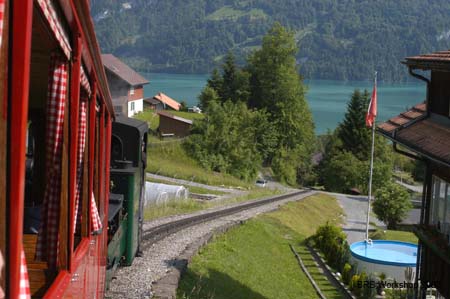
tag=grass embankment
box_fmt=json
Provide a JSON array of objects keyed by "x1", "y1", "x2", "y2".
[
  {"x1": 134, "y1": 110, "x2": 160, "y2": 131},
  {"x1": 369, "y1": 229, "x2": 418, "y2": 244},
  {"x1": 147, "y1": 141, "x2": 252, "y2": 189},
  {"x1": 177, "y1": 194, "x2": 345, "y2": 299},
  {"x1": 144, "y1": 188, "x2": 282, "y2": 221}
]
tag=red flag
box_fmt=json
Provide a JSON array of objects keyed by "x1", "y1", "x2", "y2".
[{"x1": 366, "y1": 84, "x2": 377, "y2": 127}]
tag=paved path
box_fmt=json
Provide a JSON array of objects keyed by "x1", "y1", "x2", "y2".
[
  {"x1": 323, "y1": 192, "x2": 385, "y2": 244},
  {"x1": 395, "y1": 180, "x2": 423, "y2": 193},
  {"x1": 325, "y1": 191, "x2": 421, "y2": 244}
]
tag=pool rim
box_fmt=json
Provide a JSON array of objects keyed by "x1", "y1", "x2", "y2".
[{"x1": 350, "y1": 240, "x2": 418, "y2": 267}]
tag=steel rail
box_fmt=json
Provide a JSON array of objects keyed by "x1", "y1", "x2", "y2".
[{"x1": 140, "y1": 189, "x2": 313, "y2": 250}]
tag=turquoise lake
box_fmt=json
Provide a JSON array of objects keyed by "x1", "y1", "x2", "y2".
[{"x1": 142, "y1": 72, "x2": 426, "y2": 135}]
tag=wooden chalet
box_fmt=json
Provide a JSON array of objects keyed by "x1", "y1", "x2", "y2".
[
  {"x1": 102, "y1": 54, "x2": 149, "y2": 117},
  {"x1": 157, "y1": 111, "x2": 192, "y2": 137},
  {"x1": 378, "y1": 50, "x2": 450, "y2": 299}
]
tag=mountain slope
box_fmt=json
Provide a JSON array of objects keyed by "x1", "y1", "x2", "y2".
[{"x1": 91, "y1": 0, "x2": 450, "y2": 81}]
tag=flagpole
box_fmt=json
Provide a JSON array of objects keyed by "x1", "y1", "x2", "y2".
[{"x1": 365, "y1": 71, "x2": 377, "y2": 243}]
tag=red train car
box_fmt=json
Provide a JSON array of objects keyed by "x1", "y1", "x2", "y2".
[{"x1": 0, "y1": 0, "x2": 113, "y2": 298}]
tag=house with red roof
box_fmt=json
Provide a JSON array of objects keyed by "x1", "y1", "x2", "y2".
[
  {"x1": 102, "y1": 54, "x2": 149, "y2": 117},
  {"x1": 144, "y1": 92, "x2": 181, "y2": 111}
]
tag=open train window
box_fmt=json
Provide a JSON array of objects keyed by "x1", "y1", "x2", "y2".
[{"x1": 22, "y1": 6, "x2": 72, "y2": 297}]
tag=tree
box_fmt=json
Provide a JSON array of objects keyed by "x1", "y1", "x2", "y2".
[
  {"x1": 198, "y1": 86, "x2": 219, "y2": 110},
  {"x1": 321, "y1": 150, "x2": 364, "y2": 193},
  {"x1": 247, "y1": 22, "x2": 315, "y2": 184},
  {"x1": 184, "y1": 101, "x2": 264, "y2": 181},
  {"x1": 200, "y1": 53, "x2": 250, "y2": 107},
  {"x1": 220, "y1": 52, "x2": 250, "y2": 103},
  {"x1": 180, "y1": 100, "x2": 188, "y2": 111},
  {"x1": 372, "y1": 182, "x2": 412, "y2": 229},
  {"x1": 319, "y1": 88, "x2": 394, "y2": 193},
  {"x1": 337, "y1": 89, "x2": 371, "y2": 160},
  {"x1": 207, "y1": 68, "x2": 223, "y2": 93}
]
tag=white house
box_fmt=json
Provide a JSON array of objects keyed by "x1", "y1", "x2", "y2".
[{"x1": 102, "y1": 54, "x2": 149, "y2": 117}]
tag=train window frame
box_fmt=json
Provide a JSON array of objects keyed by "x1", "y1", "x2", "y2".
[{"x1": 0, "y1": 0, "x2": 9, "y2": 294}]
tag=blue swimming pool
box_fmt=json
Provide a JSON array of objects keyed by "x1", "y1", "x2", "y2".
[
  {"x1": 350, "y1": 240, "x2": 418, "y2": 281},
  {"x1": 350, "y1": 240, "x2": 418, "y2": 267}
]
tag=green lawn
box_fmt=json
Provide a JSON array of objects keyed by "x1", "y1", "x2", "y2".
[
  {"x1": 144, "y1": 187, "x2": 282, "y2": 221},
  {"x1": 369, "y1": 229, "x2": 418, "y2": 244},
  {"x1": 147, "y1": 141, "x2": 252, "y2": 188},
  {"x1": 134, "y1": 109, "x2": 159, "y2": 131},
  {"x1": 171, "y1": 111, "x2": 205, "y2": 121},
  {"x1": 177, "y1": 194, "x2": 345, "y2": 299}
]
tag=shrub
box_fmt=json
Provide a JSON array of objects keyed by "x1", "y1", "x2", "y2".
[
  {"x1": 373, "y1": 182, "x2": 412, "y2": 229},
  {"x1": 342, "y1": 263, "x2": 352, "y2": 285},
  {"x1": 313, "y1": 222, "x2": 350, "y2": 272},
  {"x1": 350, "y1": 274, "x2": 360, "y2": 292}
]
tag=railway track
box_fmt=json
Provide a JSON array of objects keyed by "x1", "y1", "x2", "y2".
[{"x1": 140, "y1": 189, "x2": 313, "y2": 250}]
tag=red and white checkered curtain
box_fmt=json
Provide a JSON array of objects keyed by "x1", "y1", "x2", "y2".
[
  {"x1": 91, "y1": 192, "x2": 102, "y2": 232},
  {"x1": 80, "y1": 66, "x2": 91, "y2": 96},
  {"x1": 73, "y1": 100, "x2": 87, "y2": 233},
  {"x1": 19, "y1": 250, "x2": 31, "y2": 299},
  {"x1": 0, "y1": 1, "x2": 31, "y2": 297},
  {"x1": 36, "y1": 0, "x2": 71, "y2": 59},
  {"x1": 0, "y1": 0, "x2": 4, "y2": 49},
  {"x1": 36, "y1": 52, "x2": 68, "y2": 268}
]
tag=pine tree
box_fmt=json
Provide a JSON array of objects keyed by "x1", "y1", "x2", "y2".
[
  {"x1": 220, "y1": 52, "x2": 250, "y2": 103},
  {"x1": 206, "y1": 68, "x2": 223, "y2": 94},
  {"x1": 247, "y1": 23, "x2": 315, "y2": 184},
  {"x1": 221, "y1": 52, "x2": 238, "y2": 101},
  {"x1": 198, "y1": 86, "x2": 219, "y2": 110},
  {"x1": 337, "y1": 89, "x2": 371, "y2": 160},
  {"x1": 319, "y1": 89, "x2": 394, "y2": 193}
]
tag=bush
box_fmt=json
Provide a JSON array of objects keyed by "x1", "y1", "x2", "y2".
[
  {"x1": 313, "y1": 222, "x2": 350, "y2": 272},
  {"x1": 373, "y1": 182, "x2": 413, "y2": 229},
  {"x1": 342, "y1": 263, "x2": 352, "y2": 285},
  {"x1": 350, "y1": 274, "x2": 360, "y2": 292}
]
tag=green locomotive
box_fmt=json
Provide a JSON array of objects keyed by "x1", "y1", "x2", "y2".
[{"x1": 106, "y1": 116, "x2": 148, "y2": 286}]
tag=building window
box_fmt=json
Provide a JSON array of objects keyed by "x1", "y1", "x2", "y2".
[
  {"x1": 131, "y1": 102, "x2": 135, "y2": 111},
  {"x1": 130, "y1": 87, "x2": 135, "y2": 95},
  {"x1": 431, "y1": 176, "x2": 450, "y2": 235}
]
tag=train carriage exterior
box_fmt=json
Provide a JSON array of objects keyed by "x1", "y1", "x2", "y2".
[{"x1": 0, "y1": 0, "x2": 115, "y2": 298}]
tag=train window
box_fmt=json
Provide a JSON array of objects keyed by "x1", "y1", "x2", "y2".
[
  {"x1": 22, "y1": 7, "x2": 71, "y2": 295},
  {"x1": 0, "y1": 0, "x2": 9, "y2": 294},
  {"x1": 94, "y1": 104, "x2": 100, "y2": 207},
  {"x1": 74, "y1": 100, "x2": 90, "y2": 249}
]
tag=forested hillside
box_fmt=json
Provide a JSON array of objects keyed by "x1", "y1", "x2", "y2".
[{"x1": 91, "y1": 0, "x2": 450, "y2": 81}]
